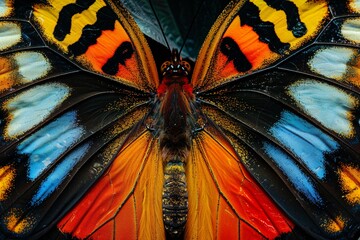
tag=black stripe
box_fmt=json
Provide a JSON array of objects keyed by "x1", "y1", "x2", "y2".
[
  {"x1": 13, "y1": 0, "x2": 35, "y2": 19},
  {"x1": 239, "y1": 1, "x2": 290, "y2": 54},
  {"x1": 68, "y1": 6, "x2": 117, "y2": 56},
  {"x1": 220, "y1": 37, "x2": 252, "y2": 72},
  {"x1": 327, "y1": 0, "x2": 354, "y2": 16},
  {"x1": 53, "y1": 0, "x2": 96, "y2": 41},
  {"x1": 264, "y1": 0, "x2": 307, "y2": 38},
  {"x1": 101, "y1": 41, "x2": 134, "y2": 75}
]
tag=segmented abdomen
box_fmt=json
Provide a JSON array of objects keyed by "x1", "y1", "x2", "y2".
[{"x1": 162, "y1": 158, "x2": 188, "y2": 238}]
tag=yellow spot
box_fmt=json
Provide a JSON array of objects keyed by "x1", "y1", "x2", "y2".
[
  {"x1": 338, "y1": 165, "x2": 360, "y2": 205},
  {"x1": 4, "y1": 209, "x2": 35, "y2": 234},
  {"x1": 349, "y1": 0, "x2": 360, "y2": 13},
  {"x1": 341, "y1": 19, "x2": 360, "y2": 44},
  {"x1": 347, "y1": 53, "x2": 360, "y2": 88},
  {"x1": 254, "y1": 0, "x2": 328, "y2": 49},
  {"x1": 0, "y1": 22, "x2": 21, "y2": 51},
  {"x1": 0, "y1": 165, "x2": 15, "y2": 200},
  {"x1": 63, "y1": 0, "x2": 106, "y2": 46},
  {"x1": 164, "y1": 164, "x2": 185, "y2": 172},
  {"x1": 0, "y1": 0, "x2": 14, "y2": 17},
  {"x1": 0, "y1": 57, "x2": 14, "y2": 92},
  {"x1": 324, "y1": 216, "x2": 346, "y2": 233},
  {"x1": 33, "y1": 0, "x2": 106, "y2": 52}
]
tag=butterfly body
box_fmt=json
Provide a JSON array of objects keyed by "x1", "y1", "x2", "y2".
[
  {"x1": 0, "y1": 0, "x2": 360, "y2": 239},
  {"x1": 155, "y1": 49, "x2": 195, "y2": 238}
]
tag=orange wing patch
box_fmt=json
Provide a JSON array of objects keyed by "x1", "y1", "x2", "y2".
[
  {"x1": 338, "y1": 164, "x2": 360, "y2": 205},
  {"x1": 186, "y1": 131, "x2": 294, "y2": 239},
  {"x1": 32, "y1": 0, "x2": 158, "y2": 91},
  {"x1": 216, "y1": 197, "x2": 241, "y2": 240},
  {"x1": 347, "y1": 52, "x2": 360, "y2": 87},
  {"x1": 80, "y1": 21, "x2": 141, "y2": 86},
  {"x1": 0, "y1": 165, "x2": 15, "y2": 201},
  {"x1": 192, "y1": 0, "x2": 329, "y2": 91},
  {"x1": 3, "y1": 208, "x2": 36, "y2": 236},
  {"x1": 214, "y1": 17, "x2": 272, "y2": 81},
  {"x1": 0, "y1": 58, "x2": 14, "y2": 92},
  {"x1": 58, "y1": 132, "x2": 164, "y2": 240},
  {"x1": 323, "y1": 215, "x2": 347, "y2": 234},
  {"x1": 186, "y1": 140, "x2": 219, "y2": 239}
]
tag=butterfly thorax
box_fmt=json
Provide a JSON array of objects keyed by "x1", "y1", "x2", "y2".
[
  {"x1": 155, "y1": 50, "x2": 195, "y2": 238},
  {"x1": 157, "y1": 49, "x2": 195, "y2": 155}
]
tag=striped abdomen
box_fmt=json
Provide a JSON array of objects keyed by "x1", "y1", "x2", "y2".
[{"x1": 162, "y1": 158, "x2": 188, "y2": 238}]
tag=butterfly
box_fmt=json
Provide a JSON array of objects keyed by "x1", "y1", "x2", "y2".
[{"x1": 0, "y1": 0, "x2": 359, "y2": 239}]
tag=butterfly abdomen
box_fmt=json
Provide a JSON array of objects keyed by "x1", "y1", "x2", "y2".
[{"x1": 162, "y1": 158, "x2": 188, "y2": 238}]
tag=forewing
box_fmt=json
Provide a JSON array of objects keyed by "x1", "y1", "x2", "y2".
[
  {"x1": 192, "y1": 0, "x2": 329, "y2": 91},
  {"x1": 30, "y1": 0, "x2": 158, "y2": 91}
]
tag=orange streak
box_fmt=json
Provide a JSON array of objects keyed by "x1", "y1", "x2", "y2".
[
  {"x1": 3, "y1": 209, "x2": 35, "y2": 235},
  {"x1": 348, "y1": 56, "x2": 360, "y2": 87},
  {"x1": 90, "y1": 221, "x2": 114, "y2": 239},
  {"x1": 217, "y1": 197, "x2": 239, "y2": 240},
  {"x1": 186, "y1": 140, "x2": 219, "y2": 239},
  {"x1": 58, "y1": 132, "x2": 152, "y2": 239},
  {"x1": 134, "y1": 141, "x2": 165, "y2": 240},
  {"x1": 115, "y1": 196, "x2": 137, "y2": 239},
  {"x1": 200, "y1": 131, "x2": 293, "y2": 238},
  {"x1": 338, "y1": 164, "x2": 360, "y2": 205},
  {"x1": 0, "y1": 165, "x2": 15, "y2": 201},
  {"x1": 0, "y1": 58, "x2": 14, "y2": 92}
]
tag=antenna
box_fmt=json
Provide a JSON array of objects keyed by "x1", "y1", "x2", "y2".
[
  {"x1": 179, "y1": 0, "x2": 205, "y2": 55},
  {"x1": 149, "y1": 0, "x2": 171, "y2": 53}
]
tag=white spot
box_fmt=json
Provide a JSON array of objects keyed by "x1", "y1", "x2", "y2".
[
  {"x1": 5, "y1": 83, "x2": 71, "y2": 139},
  {"x1": 288, "y1": 80, "x2": 358, "y2": 138},
  {"x1": 0, "y1": 0, "x2": 12, "y2": 17},
  {"x1": 309, "y1": 47, "x2": 354, "y2": 80},
  {"x1": 14, "y1": 52, "x2": 52, "y2": 82},
  {"x1": 263, "y1": 142, "x2": 323, "y2": 204},
  {"x1": 341, "y1": 18, "x2": 360, "y2": 43},
  {"x1": 0, "y1": 22, "x2": 21, "y2": 50},
  {"x1": 31, "y1": 143, "x2": 90, "y2": 205},
  {"x1": 269, "y1": 111, "x2": 339, "y2": 179},
  {"x1": 17, "y1": 111, "x2": 85, "y2": 181},
  {"x1": 350, "y1": 0, "x2": 360, "y2": 12}
]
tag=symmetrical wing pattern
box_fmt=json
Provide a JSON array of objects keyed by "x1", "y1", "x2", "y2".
[{"x1": 0, "y1": 0, "x2": 359, "y2": 239}]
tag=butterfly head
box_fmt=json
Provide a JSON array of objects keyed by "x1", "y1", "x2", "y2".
[
  {"x1": 161, "y1": 49, "x2": 191, "y2": 77},
  {"x1": 157, "y1": 49, "x2": 194, "y2": 98}
]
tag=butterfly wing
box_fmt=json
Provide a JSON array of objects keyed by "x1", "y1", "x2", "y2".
[
  {"x1": 31, "y1": 0, "x2": 158, "y2": 91},
  {"x1": 191, "y1": 0, "x2": 360, "y2": 239},
  {"x1": 2, "y1": 0, "x2": 360, "y2": 239},
  {"x1": 186, "y1": 127, "x2": 295, "y2": 239},
  {"x1": 55, "y1": 131, "x2": 165, "y2": 240},
  {"x1": 0, "y1": 0, "x2": 160, "y2": 239}
]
